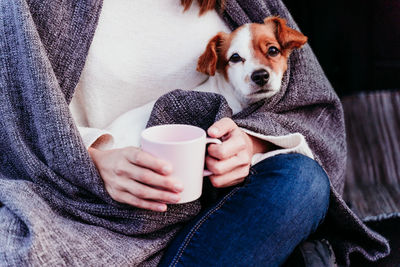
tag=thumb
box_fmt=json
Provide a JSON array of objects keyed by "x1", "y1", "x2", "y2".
[{"x1": 207, "y1": 117, "x2": 237, "y2": 138}]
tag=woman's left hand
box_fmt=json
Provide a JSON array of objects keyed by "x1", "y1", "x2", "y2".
[{"x1": 206, "y1": 118, "x2": 255, "y2": 188}]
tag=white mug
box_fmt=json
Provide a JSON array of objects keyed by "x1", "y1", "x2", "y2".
[{"x1": 140, "y1": 124, "x2": 221, "y2": 203}]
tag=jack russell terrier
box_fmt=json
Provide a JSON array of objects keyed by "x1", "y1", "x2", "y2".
[{"x1": 105, "y1": 16, "x2": 307, "y2": 149}]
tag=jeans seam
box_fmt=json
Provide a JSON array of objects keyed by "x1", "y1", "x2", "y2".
[{"x1": 169, "y1": 186, "x2": 242, "y2": 267}]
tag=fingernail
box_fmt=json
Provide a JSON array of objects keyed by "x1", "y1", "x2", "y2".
[
  {"x1": 162, "y1": 165, "x2": 172, "y2": 174},
  {"x1": 170, "y1": 195, "x2": 181, "y2": 203},
  {"x1": 157, "y1": 205, "x2": 167, "y2": 212},
  {"x1": 174, "y1": 183, "x2": 184, "y2": 192}
]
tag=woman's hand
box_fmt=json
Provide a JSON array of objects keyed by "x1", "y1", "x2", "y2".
[
  {"x1": 206, "y1": 118, "x2": 271, "y2": 188},
  {"x1": 88, "y1": 147, "x2": 184, "y2": 212}
]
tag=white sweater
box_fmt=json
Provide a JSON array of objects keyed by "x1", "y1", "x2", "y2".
[{"x1": 69, "y1": 0, "x2": 313, "y2": 163}]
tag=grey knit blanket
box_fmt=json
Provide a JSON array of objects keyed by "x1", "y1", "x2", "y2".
[{"x1": 0, "y1": 0, "x2": 390, "y2": 266}]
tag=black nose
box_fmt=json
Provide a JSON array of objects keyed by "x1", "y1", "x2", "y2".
[{"x1": 251, "y1": 69, "x2": 269, "y2": 86}]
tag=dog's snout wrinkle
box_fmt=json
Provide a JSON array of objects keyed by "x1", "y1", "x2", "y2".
[{"x1": 251, "y1": 69, "x2": 269, "y2": 86}]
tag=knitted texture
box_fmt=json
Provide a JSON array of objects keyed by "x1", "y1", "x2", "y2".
[{"x1": 0, "y1": 0, "x2": 390, "y2": 266}]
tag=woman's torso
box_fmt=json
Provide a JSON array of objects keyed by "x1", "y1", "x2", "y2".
[{"x1": 69, "y1": 0, "x2": 230, "y2": 129}]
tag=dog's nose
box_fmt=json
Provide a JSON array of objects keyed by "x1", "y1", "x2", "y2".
[{"x1": 251, "y1": 69, "x2": 269, "y2": 86}]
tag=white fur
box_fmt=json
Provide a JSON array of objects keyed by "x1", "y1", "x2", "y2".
[{"x1": 226, "y1": 24, "x2": 282, "y2": 107}]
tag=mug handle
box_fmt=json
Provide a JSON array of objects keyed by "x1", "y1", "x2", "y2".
[{"x1": 203, "y1": 138, "x2": 222, "y2": 176}]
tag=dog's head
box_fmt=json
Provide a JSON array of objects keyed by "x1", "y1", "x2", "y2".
[{"x1": 197, "y1": 16, "x2": 307, "y2": 106}]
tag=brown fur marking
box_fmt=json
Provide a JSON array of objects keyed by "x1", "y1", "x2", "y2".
[
  {"x1": 181, "y1": 0, "x2": 225, "y2": 15},
  {"x1": 250, "y1": 17, "x2": 307, "y2": 73}
]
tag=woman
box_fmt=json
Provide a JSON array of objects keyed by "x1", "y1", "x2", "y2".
[
  {"x1": 72, "y1": 1, "x2": 329, "y2": 265},
  {"x1": 0, "y1": 0, "x2": 389, "y2": 266}
]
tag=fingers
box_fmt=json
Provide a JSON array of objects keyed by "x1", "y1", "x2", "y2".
[
  {"x1": 208, "y1": 164, "x2": 250, "y2": 188},
  {"x1": 206, "y1": 150, "x2": 250, "y2": 175},
  {"x1": 208, "y1": 128, "x2": 246, "y2": 160},
  {"x1": 118, "y1": 162, "x2": 183, "y2": 193},
  {"x1": 205, "y1": 121, "x2": 253, "y2": 188},
  {"x1": 105, "y1": 177, "x2": 181, "y2": 212},
  {"x1": 119, "y1": 178, "x2": 180, "y2": 203},
  {"x1": 124, "y1": 147, "x2": 173, "y2": 175},
  {"x1": 207, "y1": 117, "x2": 237, "y2": 138},
  {"x1": 109, "y1": 189, "x2": 168, "y2": 212},
  {"x1": 96, "y1": 147, "x2": 185, "y2": 212}
]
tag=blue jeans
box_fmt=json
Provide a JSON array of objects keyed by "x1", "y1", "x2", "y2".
[{"x1": 159, "y1": 153, "x2": 330, "y2": 267}]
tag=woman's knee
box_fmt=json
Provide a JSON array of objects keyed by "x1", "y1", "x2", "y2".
[
  {"x1": 281, "y1": 153, "x2": 330, "y2": 203},
  {"x1": 250, "y1": 153, "x2": 331, "y2": 226}
]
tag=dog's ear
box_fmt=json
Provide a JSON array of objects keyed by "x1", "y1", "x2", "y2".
[
  {"x1": 197, "y1": 32, "x2": 227, "y2": 76},
  {"x1": 264, "y1": 16, "x2": 307, "y2": 54}
]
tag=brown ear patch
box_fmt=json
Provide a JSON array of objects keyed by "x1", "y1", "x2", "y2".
[
  {"x1": 197, "y1": 32, "x2": 227, "y2": 76},
  {"x1": 264, "y1": 16, "x2": 307, "y2": 55}
]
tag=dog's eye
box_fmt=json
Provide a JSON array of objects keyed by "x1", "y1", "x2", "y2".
[
  {"x1": 229, "y1": 53, "x2": 243, "y2": 63},
  {"x1": 267, "y1": 46, "x2": 280, "y2": 57}
]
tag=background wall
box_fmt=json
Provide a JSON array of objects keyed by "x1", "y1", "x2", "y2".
[{"x1": 283, "y1": 0, "x2": 400, "y2": 97}]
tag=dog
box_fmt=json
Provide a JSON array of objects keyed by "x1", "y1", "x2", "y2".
[{"x1": 104, "y1": 16, "x2": 307, "y2": 149}]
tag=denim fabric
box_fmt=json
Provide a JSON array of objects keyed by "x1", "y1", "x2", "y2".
[{"x1": 159, "y1": 153, "x2": 331, "y2": 267}]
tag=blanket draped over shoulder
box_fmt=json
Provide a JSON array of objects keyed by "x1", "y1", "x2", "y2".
[{"x1": 0, "y1": 0, "x2": 390, "y2": 266}]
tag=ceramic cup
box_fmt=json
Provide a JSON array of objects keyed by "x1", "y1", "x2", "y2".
[{"x1": 140, "y1": 124, "x2": 221, "y2": 203}]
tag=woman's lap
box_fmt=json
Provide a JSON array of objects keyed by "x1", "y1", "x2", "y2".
[{"x1": 159, "y1": 153, "x2": 330, "y2": 267}]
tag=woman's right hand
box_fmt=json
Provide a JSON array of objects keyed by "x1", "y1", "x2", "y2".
[{"x1": 88, "y1": 147, "x2": 183, "y2": 212}]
